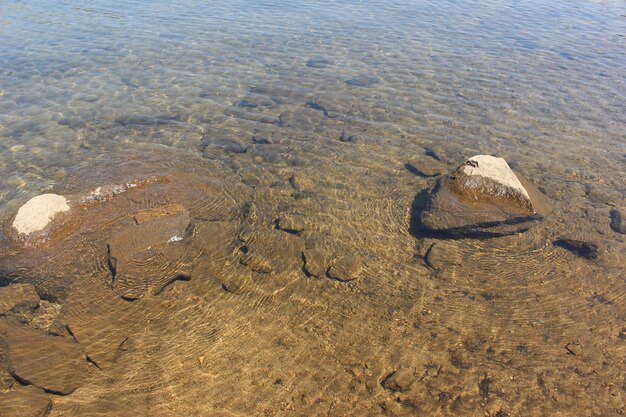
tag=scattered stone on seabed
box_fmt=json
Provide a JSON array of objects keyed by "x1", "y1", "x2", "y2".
[
  {"x1": 339, "y1": 131, "x2": 360, "y2": 142},
  {"x1": 303, "y1": 248, "x2": 329, "y2": 278},
  {"x1": 277, "y1": 214, "x2": 306, "y2": 234},
  {"x1": 424, "y1": 242, "x2": 462, "y2": 270},
  {"x1": 219, "y1": 267, "x2": 252, "y2": 295},
  {"x1": 327, "y1": 254, "x2": 363, "y2": 282},
  {"x1": 289, "y1": 173, "x2": 315, "y2": 196},
  {"x1": 11, "y1": 194, "x2": 70, "y2": 237},
  {"x1": 304, "y1": 100, "x2": 330, "y2": 117},
  {"x1": 381, "y1": 368, "x2": 415, "y2": 393},
  {"x1": 345, "y1": 75, "x2": 380, "y2": 87},
  {"x1": 238, "y1": 99, "x2": 258, "y2": 109},
  {"x1": 0, "y1": 284, "x2": 39, "y2": 315},
  {"x1": 200, "y1": 127, "x2": 250, "y2": 154},
  {"x1": 406, "y1": 153, "x2": 447, "y2": 177},
  {"x1": 251, "y1": 136, "x2": 271, "y2": 145},
  {"x1": 565, "y1": 342, "x2": 583, "y2": 356},
  {"x1": 610, "y1": 208, "x2": 625, "y2": 234},
  {"x1": 278, "y1": 108, "x2": 324, "y2": 128},
  {"x1": 585, "y1": 184, "x2": 623, "y2": 206},
  {"x1": 0, "y1": 322, "x2": 89, "y2": 395},
  {"x1": 0, "y1": 385, "x2": 52, "y2": 417},
  {"x1": 419, "y1": 155, "x2": 548, "y2": 237},
  {"x1": 554, "y1": 233, "x2": 605, "y2": 260},
  {"x1": 306, "y1": 57, "x2": 333, "y2": 68},
  {"x1": 203, "y1": 137, "x2": 248, "y2": 154},
  {"x1": 239, "y1": 229, "x2": 305, "y2": 274}
]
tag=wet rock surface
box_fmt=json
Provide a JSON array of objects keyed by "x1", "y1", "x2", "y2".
[{"x1": 419, "y1": 155, "x2": 546, "y2": 236}]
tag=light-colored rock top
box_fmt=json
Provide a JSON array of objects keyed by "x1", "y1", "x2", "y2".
[
  {"x1": 12, "y1": 194, "x2": 70, "y2": 235},
  {"x1": 461, "y1": 155, "x2": 530, "y2": 200}
]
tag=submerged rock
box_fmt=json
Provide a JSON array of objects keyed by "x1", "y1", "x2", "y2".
[
  {"x1": 303, "y1": 248, "x2": 329, "y2": 278},
  {"x1": 0, "y1": 344, "x2": 15, "y2": 389},
  {"x1": 1, "y1": 149, "x2": 250, "y2": 302},
  {"x1": 0, "y1": 284, "x2": 39, "y2": 315},
  {"x1": 610, "y1": 209, "x2": 625, "y2": 234},
  {"x1": 419, "y1": 155, "x2": 547, "y2": 237},
  {"x1": 0, "y1": 385, "x2": 52, "y2": 417},
  {"x1": 406, "y1": 153, "x2": 447, "y2": 177},
  {"x1": 289, "y1": 173, "x2": 315, "y2": 196},
  {"x1": 0, "y1": 323, "x2": 89, "y2": 395},
  {"x1": 276, "y1": 214, "x2": 306, "y2": 234},
  {"x1": 339, "y1": 131, "x2": 361, "y2": 143},
  {"x1": 306, "y1": 58, "x2": 333, "y2": 68},
  {"x1": 108, "y1": 207, "x2": 192, "y2": 299},
  {"x1": 328, "y1": 254, "x2": 363, "y2": 282},
  {"x1": 239, "y1": 229, "x2": 305, "y2": 274},
  {"x1": 345, "y1": 75, "x2": 380, "y2": 87},
  {"x1": 554, "y1": 233, "x2": 605, "y2": 260},
  {"x1": 61, "y1": 278, "x2": 135, "y2": 368},
  {"x1": 381, "y1": 368, "x2": 415, "y2": 393},
  {"x1": 11, "y1": 194, "x2": 70, "y2": 237}
]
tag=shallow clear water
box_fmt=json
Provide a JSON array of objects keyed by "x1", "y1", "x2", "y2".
[
  {"x1": 0, "y1": 0, "x2": 625, "y2": 416},
  {"x1": 1, "y1": 0, "x2": 624, "y2": 208}
]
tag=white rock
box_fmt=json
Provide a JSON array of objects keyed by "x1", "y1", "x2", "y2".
[
  {"x1": 12, "y1": 194, "x2": 70, "y2": 235},
  {"x1": 461, "y1": 155, "x2": 530, "y2": 200}
]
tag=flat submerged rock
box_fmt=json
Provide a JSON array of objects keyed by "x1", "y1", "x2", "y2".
[
  {"x1": 0, "y1": 283, "x2": 39, "y2": 315},
  {"x1": 0, "y1": 323, "x2": 89, "y2": 395},
  {"x1": 0, "y1": 385, "x2": 52, "y2": 417}
]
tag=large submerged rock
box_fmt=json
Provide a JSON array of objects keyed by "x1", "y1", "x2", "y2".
[
  {"x1": 419, "y1": 155, "x2": 547, "y2": 237},
  {"x1": 0, "y1": 148, "x2": 251, "y2": 302}
]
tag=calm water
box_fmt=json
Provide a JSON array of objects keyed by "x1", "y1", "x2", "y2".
[
  {"x1": 0, "y1": 0, "x2": 625, "y2": 416},
  {"x1": 1, "y1": 0, "x2": 624, "y2": 209}
]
